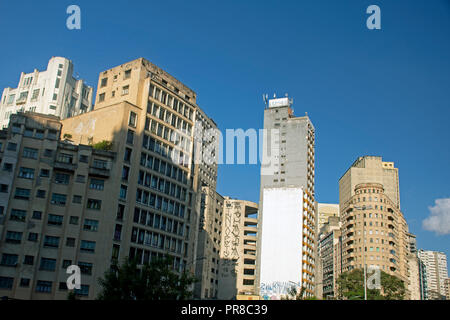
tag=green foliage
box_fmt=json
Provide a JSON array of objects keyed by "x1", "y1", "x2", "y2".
[
  {"x1": 67, "y1": 290, "x2": 78, "y2": 300},
  {"x1": 97, "y1": 255, "x2": 197, "y2": 300},
  {"x1": 63, "y1": 133, "x2": 73, "y2": 140},
  {"x1": 91, "y1": 140, "x2": 113, "y2": 151},
  {"x1": 283, "y1": 285, "x2": 317, "y2": 300},
  {"x1": 336, "y1": 268, "x2": 405, "y2": 300}
]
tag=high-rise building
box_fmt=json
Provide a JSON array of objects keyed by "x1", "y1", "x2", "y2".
[
  {"x1": 418, "y1": 250, "x2": 448, "y2": 300},
  {"x1": 406, "y1": 233, "x2": 421, "y2": 300},
  {"x1": 0, "y1": 113, "x2": 115, "y2": 299},
  {"x1": 444, "y1": 278, "x2": 450, "y2": 300},
  {"x1": 317, "y1": 203, "x2": 339, "y2": 232},
  {"x1": 339, "y1": 156, "x2": 400, "y2": 210},
  {"x1": 0, "y1": 57, "x2": 93, "y2": 129},
  {"x1": 339, "y1": 183, "x2": 410, "y2": 287},
  {"x1": 258, "y1": 96, "x2": 316, "y2": 298},
  {"x1": 218, "y1": 197, "x2": 259, "y2": 300},
  {"x1": 317, "y1": 216, "x2": 341, "y2": 299},
  {"x1": 194, "y1": 187, "x2": 223, "y2": 299},
  {"x1": 0, "y1": 57, "x2": 213, "y2": 299}
]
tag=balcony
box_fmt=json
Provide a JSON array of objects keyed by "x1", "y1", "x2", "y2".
[
  {"x1": 54, "y1": 161, "x2": 77, "y2": 172},
  {"x1": 89, "y1": 166, "x2": 111, "y2": 178}
]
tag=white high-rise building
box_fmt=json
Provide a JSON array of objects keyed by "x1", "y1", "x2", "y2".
[
  {"x1": 259, "y1": 96, "x2": 316, "y2": 298},
  {"x1": 0, "y1": 56, "x2": 93, "y2": 128},
  {"x1": 418, "y1": 250, "x2": 448, "y2": 300}
]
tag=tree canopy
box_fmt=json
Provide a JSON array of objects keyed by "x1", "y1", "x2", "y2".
[
  {"x1": 97, "y1": 255, "x2": 197, "y2": 300},
  {"x1": 336, "y1": 268, "x2": 406, "y2": 300}
]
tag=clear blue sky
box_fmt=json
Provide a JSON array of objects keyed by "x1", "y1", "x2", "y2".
[{"x1": 0, "y1": 0, "x2": 449, "y2": 261}]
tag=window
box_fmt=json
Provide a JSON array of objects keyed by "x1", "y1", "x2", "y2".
[
  {"x1": 80, "y1": 240, "x2": 96, "y2": 253},
  {"x1": 44, "y1": 149, "x2": 53, "y2": 157},
  {"x1": 35, "y1": 280, "x2": 52, "y2": 293},
  {"x1": 36, "y1": 189, "x2": 46, "y2": 198},
  {"x1": 122, "y1": 85, "x2": 129, "y2": 95},
  {"x1": 48, "y1": 214, "x2": 63, "y2": 226},
  {"x1": 87, "y1": 199, "x2": 101, "y2": 210},
  {"x1": 83, "y1": 219, "x2": 99, "y2": 232},
  {"x1": 116, "y1": 204, "x2": 125, "y2": 220},
  {"x1": 0, "y1": 184, "x2": 8, "y2": 193},
  {"x1": 40, "y1": 169, "x2": 50, "y2": 178},
  {"x1": 32, "y1": 89, "x2": 40, "y2": 100},
  {"x1": 14, "y1": 188, "x2": 30, "y2": 200},
  {"x1": 32, "y1": 211, "x2": 42, "y2": 220},
  {"x1": 24, "y1": 255, "x2": 34, "y2": 265},
  {"x1": 100, "y1": 77, "x2": 108, "y2": 88},
  {"x1": 72, "y1": 195, "x2": 82, "y2": 204},
  {"x1": 126, "y1": 129, "x2": 134, "y2": 144},
  {"x1": 92, "y1": 159, "x2": 107, "y2": 169},
  {"x1": 66, "y1": 237, "x2": 76, "y2": 247},
  {"x1": 10, "y1": 209, "x2": 26, "y2": 222},
  {"x1": 3, "y1": 163, "x2": 13, "y2": 172},
  {"x1": 59, "y1": 282, "x2": 68, "y2": 291},
  {"x1": 24, "y1": 128, "x2": 33, "y2": 137},
  {"x1": 79, "y1": 155, "x2": 89, "y2": 163},
  {"x1": 7, "y1": 94, "x2": 15, "y2": 104},
  {"x1": 122, "y1": 166, "x2": 130, "y2": 181},
  {"x1": 19, "y1": 91, "x2": 29, "y2": 101},
  {"x1": 23, "y1": 147, "x2": 38, "y2": 159},
  {"x1": 119, "y1": 185, "x2": 127, "y2": 200},
  {"x1": 75, "y1": 285, "x2": 90, "y2": 297},
  {"x1": 78, "y1": 262, "x2": 93, "y2": 275},
  {"x1": 18, "y1": 167, "x2": 35, "y2": 179},
  {"x1": 129, "y1": 111, "x2": 137, "y2": 127},
  {"x1": 57, "y1": 153, "x2": 73, "y2": 164},
  {"x1": 20, "y1": 278, "x2": 30, "y2": 287},
  {"x1": 62, "y1": 260, "x2": 72, "y2": 269},
  {"x1": 124, "y1": 69, "x2": 131, "y2": 79},
  {"x1": 28, "y1": 232, "x2": 38, "y2": 242},
  {"x1": 7, "y1": 142, "x2": 17, "y2": 151},
  {"x1": 44, "y1": 236, "x2": 60, "y2": 248},
  {"x1": 0, "y1": 277, "x2": 14, "y2": 289},
  {"x1": 52, "y1": 94, "x2": 58, "y2": 101},
  {"x1": 76, "y1": 174, "x2": 86, "y2": 183},
  {"x1": 124, "y1": 148, "x2": 132, "y2": 162},
  {"x1": 51, "y1": 193, "x2": 67, "y2": 206},
  {"x1": 6, "y1": 231, "x2": 22, "y2": 244},
  {"x1": 69, "y1": 216, "x2": 79, "y2": 225},
  {"x1": 89, "y1": 178, "x2": 104, "y2": 190},
  {"x1": 99, "y1": 93, "x2": 105, "y2": 102},
  {"x1": 55, "y1": 78, "x2": 60, "y2": 89},
  {"x1": 1, "y1": 254, "x2": 18, "y2": 266}
]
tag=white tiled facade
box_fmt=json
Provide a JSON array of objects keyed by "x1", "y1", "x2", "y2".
[{"x1": 0, "y1": 57, "x2": 93, "y2": 129}]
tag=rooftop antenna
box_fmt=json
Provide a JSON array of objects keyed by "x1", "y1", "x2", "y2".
[{"x1": 262, "y1": 94, "x2": 268, "y2": 108}]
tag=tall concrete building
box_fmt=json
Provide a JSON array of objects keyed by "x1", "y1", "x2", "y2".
[
  {"x1": 0, "y1": 57, "x2": 93, "y2": 129},
  {"x1": 406, "y1": 233, "x2": 421, "y2": 300},
  {"x1": 194, "y1": 187, "x2": 223, "y2": 299},
  {"x1": 339, "y1": 156, "x2": 400, "y2": 210},
  {"x1": 0, "y1": 57, "x2": 214, "y2": 299},
  {"x1": 0, "y1": 113, "x2": 115, "y2": 299},
  {"x1": 218, "y1": 197, "x2": 259, "y2": 300},
  {"x1": 317, "y1": 216, "x2": 341, "y2": 299},
  {"x1": 317, "y1": 203, "x2": 339, "y2": 232},
  {"x1": 259, "y1": 96, "x2": 316, "y2": 298},
  {"x1": 418, "y1": 250, "x2": 448, "y2": 300},
  {"x1": 339, "y1": 183, "x2": 410, "y2": 288}
]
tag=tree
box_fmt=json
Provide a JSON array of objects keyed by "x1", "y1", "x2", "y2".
[
  {"x1": 282, "y1": 285, "x2": 318, "y2": 300},
  {"x1": 97, "y1": 255, "x2": 197, "y2": 300},
  {"x1": 91, "y1": 140, "x2": 113, "y2": 151},
  {"x1": 336, "y1": 268, "x2": 405, "y2": 300}
]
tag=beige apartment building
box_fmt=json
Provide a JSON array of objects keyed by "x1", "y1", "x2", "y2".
[
  {"x1": 218, "y1": 198, "x2": 259, "y2": 300},
  {"x1": 418, "y1": 250, "x2": 448, "y2": 300},
  {"x1": 0, "y1": 57, "x2": 216, "y2": 299},
  {"x1": 339, "y1": 183, "x2": 410, "y2": 291},
  {"x1": 0, "y1": 113, "x2": 116, "y2": 299},
  {"x1": 339, "y1": 156, "x2": 400, "y2": 210}
]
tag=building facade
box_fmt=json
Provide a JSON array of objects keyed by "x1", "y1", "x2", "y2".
[
  {"x1": 418, "y1": 250, "x2": 448, "y2": 300},
  {"x1": 0, "y1": 113, "x2": 115, "y2": 299},
  {"x1": 339, "y1": 183, "x2": 410, "y2": 288},
  {"x1": 258, "y1": 96, "x2": 316, "y2": 298},
  {"x1": 317, "y1": 216, "x2": 341, "y2": 299},
  {"x1": 317, "y1": 203, "x2": 339, "y2": 232},
  {"x1": 0, "y1": 57, "x2": 93, "y2": 129},
  {"x1": 0, "y1": 57, "x2": 216, "y2": 299},
  {"x1": 339, "y1": 156, "x2": 400, "y2": 210},
  {"x1": 218, "y1": 198, "x2": 259, "y2": 300}
]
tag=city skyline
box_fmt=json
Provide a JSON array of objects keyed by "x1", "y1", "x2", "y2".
[{"x1": 0, "y1": 0, "x2": 449, "y2": 262}]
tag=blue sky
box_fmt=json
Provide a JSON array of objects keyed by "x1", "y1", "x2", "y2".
[{"x1": 0, "y1": 0, "x2": 449, "y2": 261}]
